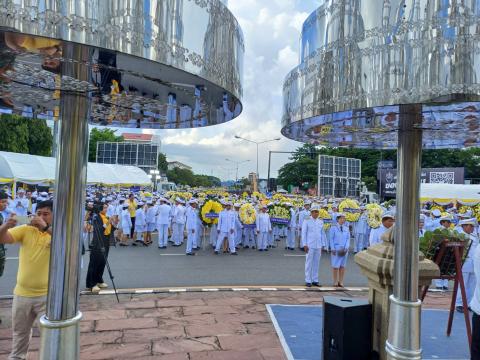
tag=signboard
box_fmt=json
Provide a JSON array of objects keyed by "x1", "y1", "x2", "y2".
[
  {"x1": 378, "y1": 167, "x2": 465, "y2": 197},
  {"x1": 318, "y1": 155, "x2": 362, "y2": 198}
]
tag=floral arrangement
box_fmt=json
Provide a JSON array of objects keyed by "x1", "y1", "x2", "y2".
[
  {"x1": 339, "y1": 199, "x2": 361, "y2": 222},
  {"x1": 268, "y1": 203, "x2": 291, "y2": 226},
  {"x1": 474, "y1": 204, "x2": 480, "y2": 222},
  {"x1": 239, "y1": 203, "x2": 256, "y2": 225},
  {"x1": 199, "y1": 199, "x2": 223, "y2": 227},
  {"x1": 291, "y1": 197, "x2": 304, "y2": 208},
  {"x1": 430, "y1": 204, "x2": 444, "y2": 213},
  {"x1": 166, "y1": 191, "x2": 192, "y2": 202},
  {"x1": 319, "y1": 208, "x2": 332, "y2": 231},
  {"x1": 366, "y1": 203, "x2": 383, "y2": 229},
  {"x1": 252, "y1": 191, "x2": 266, "y2": 200},
  {"x1": 204, "y1": 190, "x2": 229, "y2": 198},
  {"x1": 272, "y1": 194, "x2": 287, "y2": 202},
  {"x1": 241, "y1": 192, "x2": 249, "y2": 199}
]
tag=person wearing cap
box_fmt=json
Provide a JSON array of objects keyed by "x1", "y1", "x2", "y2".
[
  {"x1": 156, "y1": 198, "x2": 171, "y2": 249},
  {"x1": 13, "y1": 189, "x2": 29, "y2": 217},
  {"x1": 133, "y1": 202, "x2": 147, "y2": 245},
  {"x1": 298, "y1": 202, "x2": 312, "y2": 250},
  {"x1": 286, "y1": 203, "x2": 297, "y2": 250},
  {"x1": 434, "y1": 215, "x2": 454, "y2": 290},
  {"x1": 172, "y1": 198, "x2": 186, "y2": 246},
  {"x1": 185, "y1": 199, "x2": 199, "y2": 255},
  {"x1": 215, "y1": 202, "x2": 237, "y2": 255},
  {"x1": 456, "y1": 218, "x2": 479, "y2": 313},
  {"x1": 369, "y1": 213, "x2": 395, "y2": 247},
  {"x1": 144, "y1": 202, "x2": 156, "y2": 246},
  {"x1": 233, "y1": 203, "x2": 243, "y2": 249},
  {"x1": 127, "y1": 194, "x2": 137, "y2": 239},
  {"x1": 353, "y1": 207, "x2": 369, "y2": 253},
  {"x1": 302, "y1": 205, "x2": 326, "y2": 287},
  {"x1": 330, "y1": 213, "x2": 350, "y2": 287},
  {"x1": 119, "y1": 203, "x2": 132, "y2": 246},
  {"x1": 426, "y1": 209, "x2": 442, "y2": 232},
  {"x1": 256, "y1": 205, "x2": 272, "y2": 251}
]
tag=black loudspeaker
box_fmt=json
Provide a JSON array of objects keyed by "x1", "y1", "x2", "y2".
[{"x1": 323, "y1": 296, "x2": 372, "y2": 360}]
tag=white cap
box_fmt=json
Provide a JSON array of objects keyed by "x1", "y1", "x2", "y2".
[
  {"x1": 432, "y1": 209, "x2": 441, "y2": 217},
  {"x1": 189, "y1": 199, "x2": 198, "y2": 204},
  {"x1": 419, "y1": 214, "x2": 426, "y2": 222},
  {"x1": 175, "y1": 197, "x2": 185, "y2": 204},
  {"x1": 335, "y1": 212, "x2": 346, "y2": 220},
  {"x1": 382, "y1": 212, "x2": 395, "y2": 220},
  {"x1": 439, "y1": 215, "x2": 453, "y2": 222},
  {"x1": 17, "y1": 188, "x2": 25, "y2": 193},
  {"x1": 261, "y1": 205, "x2": 268, "y2": 209},
  {"x1": 459, "y1": 218, "x2": 477, "y2": 226},
  {"x1": 234, "y1": 203, "x2": 241, "y2": 207},
  {"x1": 310, "y1": 205, "x2": 320, "y2": 212}
]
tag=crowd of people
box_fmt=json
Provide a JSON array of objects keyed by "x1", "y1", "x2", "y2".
[{"x1": 0, "y1": 185, "x2": 479, "y2": 358}]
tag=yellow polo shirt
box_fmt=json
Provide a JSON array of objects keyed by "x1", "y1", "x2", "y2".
[
  {"x1": 9, "y1": 225, "x2": 51, "y2": 297},
  {"x1": 128, "y1": 200, "x2": 137, "y2": 217}
]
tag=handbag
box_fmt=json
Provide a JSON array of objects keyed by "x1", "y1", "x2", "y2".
[{"x1": 337, "y1": 248, "x2": 347, "y2": 257}]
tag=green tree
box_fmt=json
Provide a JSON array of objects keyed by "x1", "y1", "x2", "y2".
[
  {"x1": 88, "y1": 128, "x2": 123, "y2": 162},
  {"x1": 277, "y1": 157, "x2": 318, "y2": 188},
  {"x1": 27, "y1": 119, "x2": 53, "y2": 156},
  {"x1": 157, "y1": 152, "x2": 168, "y2": 173},
  {"x1": 0, "y1": 114, "x2": 52, "y2": 156},
  {"x1": 166, "y1": 168, "x2": 195, "y2": 186}
]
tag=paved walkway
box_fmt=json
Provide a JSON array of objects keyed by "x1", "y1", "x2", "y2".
[{"x1": 0, "y1": 289, "x2": 452, "y2": 360}]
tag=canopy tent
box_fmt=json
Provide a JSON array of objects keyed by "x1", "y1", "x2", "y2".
[
  {"x1": 0, "y1": 151, "x2": 151, "y2": 187},
  {"x1": 420, "y1": 183, "x2": 480, "y2": 205}
]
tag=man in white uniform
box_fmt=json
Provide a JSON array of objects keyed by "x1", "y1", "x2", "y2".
[
  {"x1": 172, "y1": 198, "x2": 186, "y2": 246},
  {"x1": 185, "y1": 199, "x2": 199, "y2": 255},
  {"x1": 298, "y1": 202, "x2": 311, "y2": 250},
  {"x1": 302, "y1": 205, "x2": 326, "y2": 287},
  {"x1": 156, "y1": 198, "x2": 171, "y2": 249},
  {"x1": 215, "y1": 202, "x2": 237, "y2": 255},
  {"x1": 256, "y1": 205, "x2": 272, "y2": 251},
  {"x1": 369, "y1": 213, "x2": 395, "y2": 247},
  {"x1": 13, "y1": 189, "x2": 29, "y2": 217},
  {"x1": 456, "y1": 218, "x2": 479, "y2": 312}
]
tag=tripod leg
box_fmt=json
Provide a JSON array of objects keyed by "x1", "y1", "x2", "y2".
[
  {"x1": 455, "y1": 247, "x2": 472, "y2": 347},
  {"x1": 447, "y1": 277, "x2": 458, "y2": 336}
]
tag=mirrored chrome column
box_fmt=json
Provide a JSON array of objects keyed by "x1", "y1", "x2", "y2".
[
  {"x1": 386, "y1": 104, "x2": 423, "y2": 360},
  {"x1": 39, "y1": 43, "x2": 90, "y2": 360}
]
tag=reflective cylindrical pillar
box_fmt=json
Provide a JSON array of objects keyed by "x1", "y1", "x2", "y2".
[
  {"x1": 386, "y1": 104, "x2": 423, "y2": 360},
  {"x1": 39, "y1": 43, "x2": 90, "y2": 360}
]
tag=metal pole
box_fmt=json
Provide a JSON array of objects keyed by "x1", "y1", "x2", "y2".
[
  {"x1": 386, "y1": 104, "x2": 423, "y2": 360},
  {"x1": 256, "y1": 143, "x2": 259, "y2": 178},
  {"x1": 267, "y1": 151, "x2": 272, "y2": 192},
  {"x1": 39, "y1": 43, "x2": 90, "y2": 360}
]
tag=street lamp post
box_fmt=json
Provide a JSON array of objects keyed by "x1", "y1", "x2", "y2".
[
  {"x1": 234, "y1": 135, "x2": 280, "y2": 179},
  {"x1": 149, "y1": 169, "x2": 160, "y2": 192},
  {"x1": 225, "y1": 158, "x2": 250, "y2": 183}
]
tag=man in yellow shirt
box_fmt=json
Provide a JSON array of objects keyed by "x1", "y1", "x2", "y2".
[
  {"x1": 0, "y1": 200, "x2": 53, "y2": 360},
  {"x1": 127, "y1": 193, "x2": 137, "y2": 239}
]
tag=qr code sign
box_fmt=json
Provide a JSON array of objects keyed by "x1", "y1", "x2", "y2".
[{"x1": 429, "y1": 172, "x2": 455, "y2": 184}]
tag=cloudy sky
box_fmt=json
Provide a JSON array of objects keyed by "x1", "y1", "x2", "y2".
[{"x1": 149, "y1": 0, "x2": 319, "y2": 181}]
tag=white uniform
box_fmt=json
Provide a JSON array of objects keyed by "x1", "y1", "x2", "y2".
[
  {"x1": 185, "y1": 207, "x2": 198, "y2": 254},
  {"x1": 369, "y1": 225, "x2": 389, "y2": 247},
  {"x1": 286, "y1": 208, "x2": 297, "y2": 249},
  {"x1": 330, "y1": 224, "x2": 350, "y2": 268},
  {"x1": 302, "y1": 217, "x2": 326, "y2": 284},
  {"x1": 234, "y1": 210, "x2": 243, "y2": 247},
  {"x1": 156, "y1": 203, "x2": 171, "y2": 248},
  {"x1": 256, "y1": 212, "x2": 272, "y2": 250},
  {"x1": 12, "y1": 196, "x2": 29, "y2": 217},
  {"x1": 456, "y1": 230, "x2": 479, "y2": 306},
  {"x1": 146, "y1": 206, "x2": 157, "y2": 232},
  {"x1": 172, "y1": 204, "x2": 186, "y2": 245},
  {"x1": 121, "y1": 209, "x2": 132, "y2": 235},
  {"x1": 298, "y1": 209, "x2": 311, "y2": 247},
  {"x1": 134, "y1": 208, "x2": 147, "y2": 237},
  {"x1": 216, "y1": 209, "x2": 237, "y2": 253},
  {"x1": 353, "y1": 212, "x2": 369, "y2": 252}
]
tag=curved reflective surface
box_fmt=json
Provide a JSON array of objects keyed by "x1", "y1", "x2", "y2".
[
  {"x1": 0, "y1": 0, "x2": 244, "y2": 129},
  {"x1": 283, "y1": 0, "x2": 480, "y2": 148}
]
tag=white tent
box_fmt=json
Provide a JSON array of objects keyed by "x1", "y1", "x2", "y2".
[
  {"x1": 0, "y1": 151, "x2": 151, "y2": 186},
  {"x1": 420, "y1": 183, "x2": 480, "y2": 205}
]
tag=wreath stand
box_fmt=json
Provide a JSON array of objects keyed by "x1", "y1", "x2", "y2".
[{"x1": 420, "y1": 241, "x2": 472, "y2": 348}]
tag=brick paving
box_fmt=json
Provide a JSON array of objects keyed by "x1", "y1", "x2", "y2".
[{"x1": 0, "y1": 289, "x2": 452, "y2": 359}]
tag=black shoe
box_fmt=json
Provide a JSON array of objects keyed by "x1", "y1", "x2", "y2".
[
  {"x1": 285, "y1": 247, "x2": 288, "y2": 250},
  {"x1": 435, "y1": 286, "x2": 443, "y2": 290},
  {"x1": 443, "y1": 286, "x2": 449, "y2": 291},
  {"x1": 312, "y1": 282, "x2": 321, "y2": 287},
  {"x1": 186, "y1": 252, "x2": 195, "y2": 256},
  {"x1": 193, "y1": 247, "x2": 199, "y2": 250},
  {"x1": 244, "y1": 246, "x2": 249, "y2": 249},
  {"x1": 259, "y1": 249, "x2": 263, "y2": 252},
  {"x1": 305, "y1": 283, "x2": 312, "y2": 288},
  {"x1": 231, "y1": 252, "x2": 238, "y2": 255},
  {"x1": 251, "y1": 246, "x2": 256, "y2": 249},
  {"x1": 264, "y1": 249, "x2": 268, "y2": 251},
  {"x1": 456, "y1": 306, "x2": 464, "y2": 313},
  {"x1": 214, "y1": 251, "x2": 219, "y2": 255}
]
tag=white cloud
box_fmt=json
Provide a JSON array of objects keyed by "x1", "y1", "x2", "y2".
[{"x1": 151, "y1": 1, "x2": 318, "y2": 180}]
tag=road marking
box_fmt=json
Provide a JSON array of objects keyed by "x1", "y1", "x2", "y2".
[
  {"x1": 6, "y1": 257, "x2": 18, "y2": 260},
  {"x1": 135, "y1": 289, "x2": 153, "y2": 294},
  {"x1": 99, "y1": 290, "x2": 116, "y2": 295},
  {"x1": 261, "y1": 288, "x2": 278, "y2": 291},
  {"x1": 169, "y1": 288, "x2": 187, "y2": 292},
  {"x1": 283, "y1": 254, "x2": 305, "y2": 257},
  {"x1": 290, "y1": 288, "x2": 306, "y2": 291},
  {"x1": 160, "y1": 254, "x2": 185, "y2": 256},
  {"x1": 232, "y1": 288, "x2": 250, "y2": 291},
  {"x1": 202, "y1": 288, "x2": 219, "y2": 292}
]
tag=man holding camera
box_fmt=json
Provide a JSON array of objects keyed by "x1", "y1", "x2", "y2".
[{"x1": 0, "y1": 200, "x2": 53, "y2": 360}]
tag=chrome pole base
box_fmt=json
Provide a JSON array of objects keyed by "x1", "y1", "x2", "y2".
[
  {"x1": 386, "y1": 295, "x2": 422, "y2": 360},
  {"x1": 39, "y1": 311, "x2": 82, "y2": 360}
]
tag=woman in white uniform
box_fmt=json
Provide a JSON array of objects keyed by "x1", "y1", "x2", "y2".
[{"x1": 330, "y1": 213, "x2": 350, "y2": 287}]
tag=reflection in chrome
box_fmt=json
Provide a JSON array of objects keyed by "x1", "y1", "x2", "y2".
[
  {"x1": 282, "y1": 0, "x2": 480, "y2": 149},
  {"x1": 0, "y1": 0, "x2": 244, "y2": 129}
]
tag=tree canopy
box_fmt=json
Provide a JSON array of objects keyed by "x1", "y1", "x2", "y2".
[
  {"x1": 277, "y1": 144, "x2": 480, "y2": 191},
  {"x1": 157, "y1": 152, "x2": 168, "y2": 173},
  {"x1": 88, "y1": 128, "x2": 123, "y2": 162},
  {"x1": 0, "y1": 114, "x2": 52, "y2": 156},
  {"x1": 166, "y1": 167, "x2": 220, "y2": 187}
]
